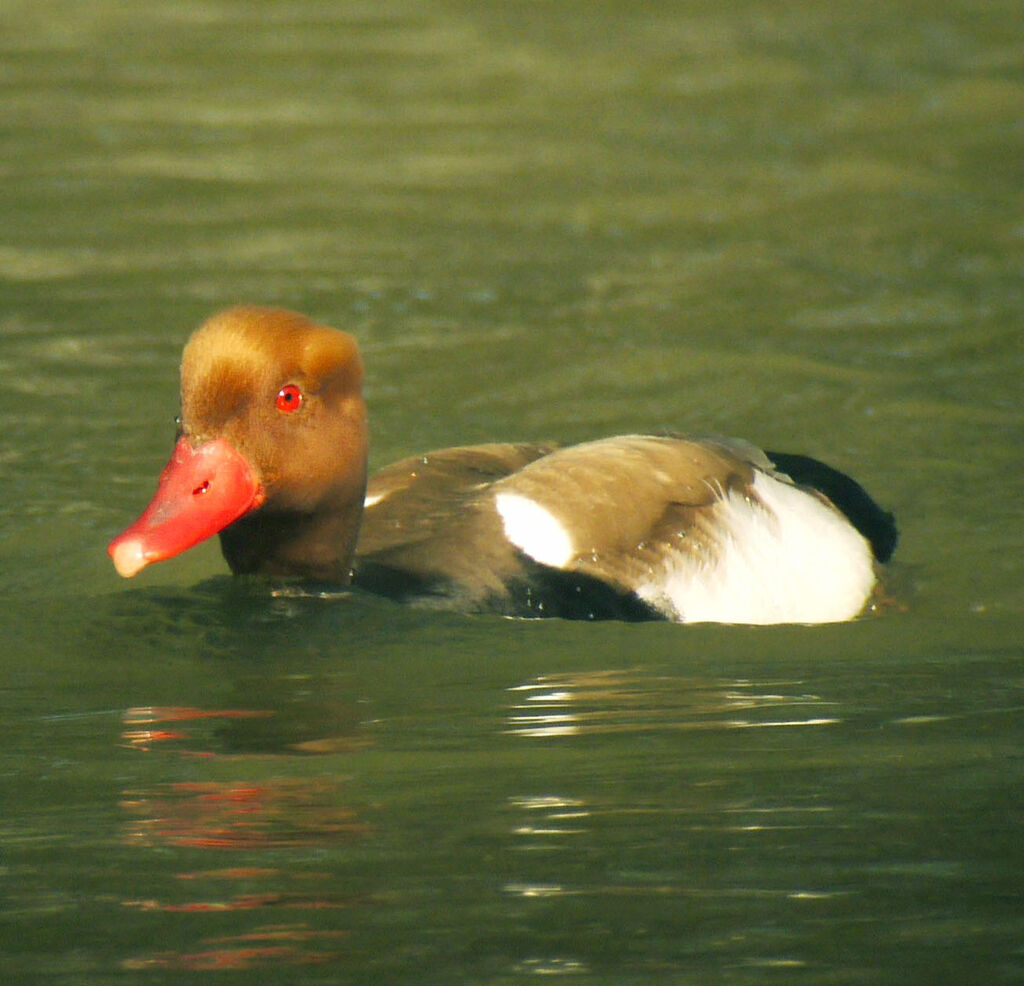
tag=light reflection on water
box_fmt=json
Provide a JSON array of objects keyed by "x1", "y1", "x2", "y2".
[
  {"x1": 498, "y1": 669, "x2": 861, "y2": 967},
  {"x1": 507, "y1": 670, "x2": 842, "y2": 737}
]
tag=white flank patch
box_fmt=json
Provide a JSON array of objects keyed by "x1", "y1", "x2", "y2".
[
  {"x1": 363, "y1": 490, "x2": 388, "y2": 508},
  {"x1": 636, "y1": 472, "x2": 876, "y2": 625},
  {"x1": 494, "y1": 492, "x2": 575, "y2": 568}
]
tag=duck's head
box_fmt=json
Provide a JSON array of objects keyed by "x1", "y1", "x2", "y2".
[{"x1": 108, "y1": 306, "x2": 368, "y2": 579}]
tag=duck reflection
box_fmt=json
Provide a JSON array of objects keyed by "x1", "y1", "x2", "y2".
[
  {"x1": 118, "y1": 702, "x2": 371, "y2": 972},
  {"x1": 120, "y1": 927, "x2": 350, "y2": 971},
  {"x1": 120, "y1": 704, "x2": 371, "y2": 757},
  {"x1": 121, "y1": 776, "x2": 370, "y2": 851}
]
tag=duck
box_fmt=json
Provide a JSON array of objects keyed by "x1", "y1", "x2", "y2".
[{"x1": 107, "y1": 305, "x2": 897, "y2": 624}]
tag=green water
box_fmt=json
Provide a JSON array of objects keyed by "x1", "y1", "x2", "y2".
[{"x1": 1, "y1": 1, "x2": 1021, "y2": 982}]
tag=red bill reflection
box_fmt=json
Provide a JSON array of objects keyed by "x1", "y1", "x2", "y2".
[
  {"x1": 118, "y1": 704, "x2": 372, "y2": 974},
  {"x1": 122, "y1": 927, "x2": 349, "y2": 971},
  {"x1": 120, "y1": 705, "x2": 371, "y2": 757},
  {"x1": 124, "y1": 706, "x2": 275, "y2": 723},
  {"x1": 121, "y1": 778, "x2": 371, "y2": 850},
  {"x1": 121, "y1": 707, "x2": 275, "y2": 755}
]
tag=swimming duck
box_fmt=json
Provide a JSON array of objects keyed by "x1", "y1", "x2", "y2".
[{"x1": 108, "y1": 306, "x2": 896, "y2": 623}]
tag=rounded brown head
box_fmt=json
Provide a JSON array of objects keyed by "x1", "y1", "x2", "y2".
[{"x1": 109, "y1": 306, "x2": 369, "y2": 580}]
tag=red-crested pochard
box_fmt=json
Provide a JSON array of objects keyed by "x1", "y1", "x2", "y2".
[{"x1": 108, "y1": 306, "x2": 897, "y2": 623}]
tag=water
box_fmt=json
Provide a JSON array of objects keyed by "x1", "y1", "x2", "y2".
[{"x1": 1, "y1": 1, "x2": 1022, "y2": 982}]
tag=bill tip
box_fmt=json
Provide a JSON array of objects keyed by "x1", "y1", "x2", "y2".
[{"x1": 108, "y1": 537, "x2": 150, "y2": 578}]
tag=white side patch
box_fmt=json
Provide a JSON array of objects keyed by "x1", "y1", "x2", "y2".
[
  {"x1": 636, "y1": 472, "x2": 876, "y2": 625},
  {"x1": 363, "y1": 491, "x2": 387, "y2": 508},
  {"x1": 494, "y1": 492, "x2": 575, "y2": 569}
]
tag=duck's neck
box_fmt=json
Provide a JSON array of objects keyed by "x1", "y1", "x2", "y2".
[{"x1": 218, "y1": 487, "x2": 366, "y2": 582}]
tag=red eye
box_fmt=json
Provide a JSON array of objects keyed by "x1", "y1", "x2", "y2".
[{"x1": 276, "y1": 384, "x2": 303, "y2": 413}]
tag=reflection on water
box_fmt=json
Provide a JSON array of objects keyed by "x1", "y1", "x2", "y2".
[
  {"x1": 121, "y1": 777, "x2": 370, "y2": 850},
  {"x1": 509, "y1": 795, "x2": 589, "y2": 839},
  {"x1": 120, "y1": 704, "x2": 374, "y2": 757},
  {"x1": 117, "y1": 705, "x2": 370, "y2": 972},
  {"x1": 122, "y1": 706, "x2": 274, "y2": 755},
  {"x1": 2, "y1": 644, "x2": 1019, "y2": 982},
  {"x1": 499, "y1": 669, "x2": 855, "y2": 957},
  {"x1": 511, "y1": 956, "x2": 590, "y2": 976},
  {"x1": 121, "y1": 928, "x2": 350, "y2": 972},
  {"x1": 507, "y1": 669, "x2": 841, "y2": 737}
]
